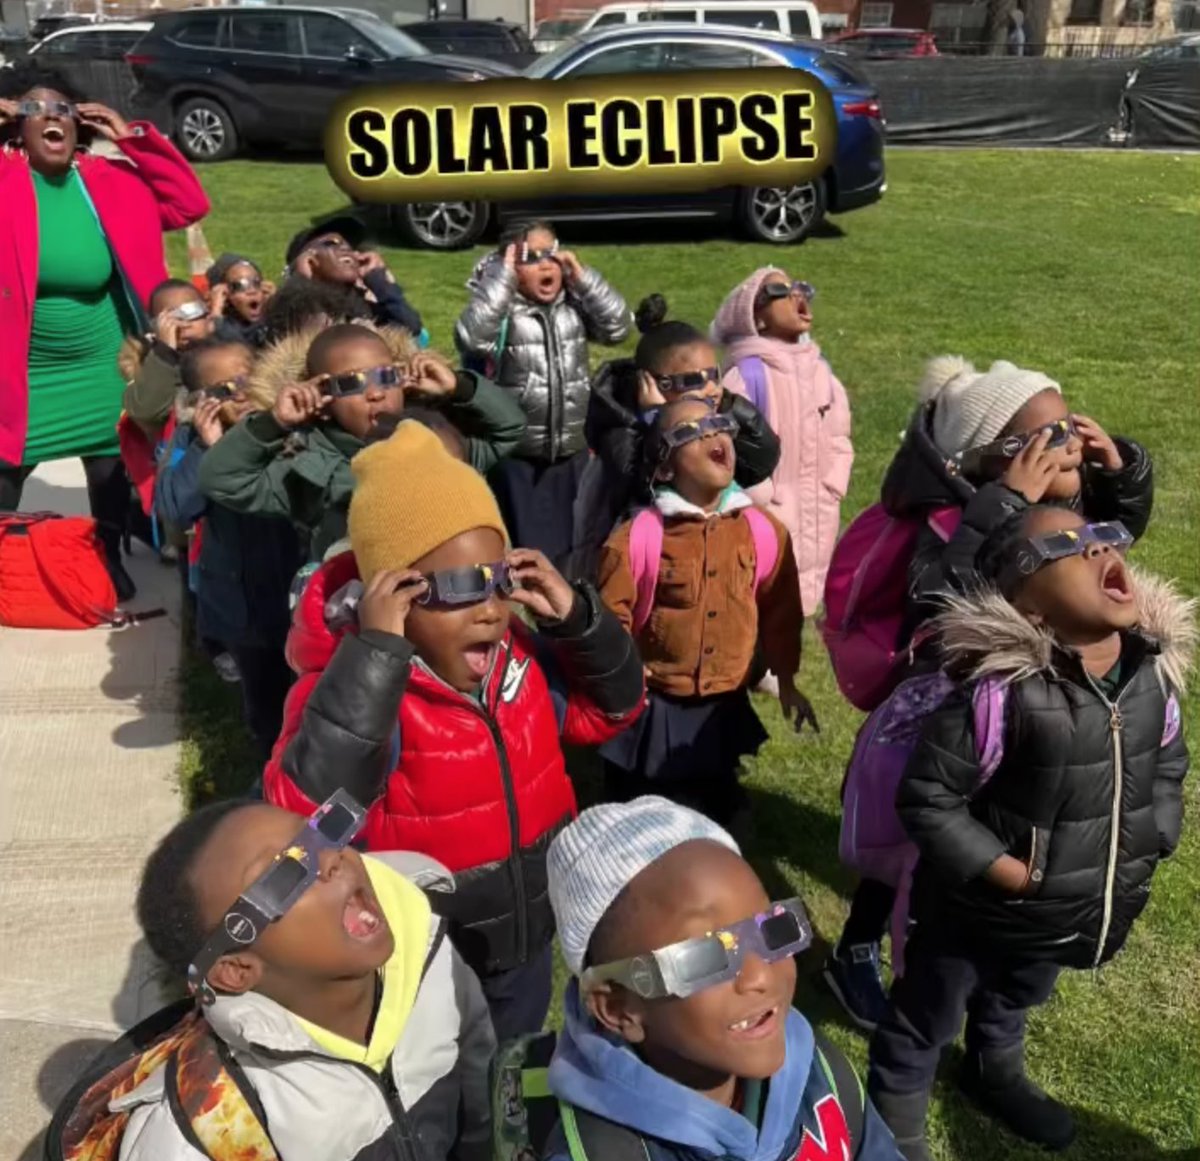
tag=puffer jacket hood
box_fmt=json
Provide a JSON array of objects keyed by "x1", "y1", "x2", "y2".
[
  {"x1": 933, "y1": 567, "x2": 1196, "y2": 692},
  {"x1": 456, "y1": 253, "x2": 632, "y2": 461},
  {"x1": 881, "y1": 400, "x2": 974, "y2": 517},
  {"x1": 249, "y1": 320, "x2": 418, "y2": 413}
]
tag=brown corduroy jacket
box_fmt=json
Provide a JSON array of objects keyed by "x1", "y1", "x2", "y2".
[{"x1": 597, "y1": 491, "x2": 804, "y2": 699}]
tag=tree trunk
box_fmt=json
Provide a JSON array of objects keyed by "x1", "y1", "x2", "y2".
[{"x1": 982, "y1": 0, "x2": 1016, "y2": 53}]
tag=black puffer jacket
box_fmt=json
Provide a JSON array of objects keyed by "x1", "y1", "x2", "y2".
[
  {"x1": 900, "y1": 571, "x2": 1192, "y2": 969},
  {"x1": 882, "y1": 402, "x2": 1155, "y2": 637},
  {"x1": 563, "y1": 358, "x2": 782, "y2": 580}
]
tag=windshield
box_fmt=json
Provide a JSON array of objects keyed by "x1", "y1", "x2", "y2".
[
  {"x1": 537, "y1": 18, "x2": 583, "y2": 36},
  {"x1": 349, "y1": 13, "x2": 430, "y2": 56},
  {"x1": 525, "y1": 35, "x2": 584, "y2": 75}
]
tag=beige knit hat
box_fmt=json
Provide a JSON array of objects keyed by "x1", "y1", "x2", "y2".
[{"x1": 920, "y1": 355, "x2": 1061, "y2": 457}]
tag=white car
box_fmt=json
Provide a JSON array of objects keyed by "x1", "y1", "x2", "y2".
[
  {"x1": 27, "y1": 20, "x2": 152, "y2": 64},
  {"x1": 576, "y1": 0, "x2": 822, "y2": 42}
]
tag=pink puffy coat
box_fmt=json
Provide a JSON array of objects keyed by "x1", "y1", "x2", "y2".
[
  {"x1": 0, "y1": 125, "x2": 210, "y2": 466},
  {"x1": 713, "y1": 270, "x2": 854, "y2": 615}
]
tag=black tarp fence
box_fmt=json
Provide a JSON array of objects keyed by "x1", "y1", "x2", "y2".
[{"x1": 30, "y1": 57, "x2": 1200, "y2": 151}]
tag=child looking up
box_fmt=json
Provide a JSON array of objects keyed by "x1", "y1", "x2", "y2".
[
  {"x1": 543, "y1": 796, "x2": 903, "y2": 1161},
  {"x1": 79, "y1": 795, "x2": 496, "y2": 1160},
  {"x1": 264, "y1": 422, "x2": 645, "y2": 1039},
  {"x1": 206, "y1": 251, "x2": 275, "y2": 347},
  {"x1": 156, "y1": 335, "x2": 302, "y2": 763},
  {"x1": 571, "y1": 293, "x2": 780, "y2": 581},
  {"x1": 712, "y1": 268, "x2": 854, "y2": 617},
  {"x1": 455, "y1": 220, "x2": 632, "y2": 564},
  {"x1": 596, "y1": 398, "x2": 810, "y2": 830},
  {"x1": 200, "y1": 323, "x2": 524, "y2": 562},
  {"x1": 825, "y1": 355, "x2": 1155, "y2": 1032},
  {"x1": 868, "y1": 506, "x2": 1191, "y2": 1160}
]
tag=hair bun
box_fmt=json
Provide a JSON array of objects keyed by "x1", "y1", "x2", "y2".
[
  {"x1": 918, "y1": 355, "x2": 975, "y2": 403},
  {"x1": 635, "y1": 294, "x2": 668, "y2": 335}
]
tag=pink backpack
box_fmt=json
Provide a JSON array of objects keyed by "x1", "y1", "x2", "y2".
[
  {"x1": 840, "y1": 670, "x2": 1009, "y2": 975},
  {"x1": 628, "y1": 506, "x2": 779, "y2": 634},
  {"x1": 820, "y1": 503, "x2": 962, "y2": 712}
]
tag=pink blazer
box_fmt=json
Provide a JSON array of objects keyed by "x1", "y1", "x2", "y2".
[
  {"x1": 0, "y1": 125, "x2": 210, "y2": 466},
  {"x1": 722, "y1": 336, "x2": 854, "y2": 616}
]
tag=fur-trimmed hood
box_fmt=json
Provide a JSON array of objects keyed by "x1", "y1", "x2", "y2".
[
  {"x1": 934, "y1": 567, "x2": 1197, "y2": 693},
  {"x1": 247, "y1": 321, "x2": 418, "y2": 411}
]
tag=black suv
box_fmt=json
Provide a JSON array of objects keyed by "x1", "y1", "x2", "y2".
[
  {"x1": 127, "y1": 6, "x2": 517, "y2": 163},
  {"x1": 401, "y1": 19, "x2": 539, "y2": 68}
]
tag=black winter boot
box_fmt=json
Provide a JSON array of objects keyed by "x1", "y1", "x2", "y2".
[
  {"x1": 868, "y1": 1088, "x2": 934, "y2": 1161},
  {"x1": 100, "y1": 532, "x2": 137, "y2": 604},
  {"x1": 960, "y1": 1042, "x2": 1075, "y2": 1150}
]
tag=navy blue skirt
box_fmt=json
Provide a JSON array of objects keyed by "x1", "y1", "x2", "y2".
[{"x1": 600, "y1": 687, "x2": 768, "y2": 785}]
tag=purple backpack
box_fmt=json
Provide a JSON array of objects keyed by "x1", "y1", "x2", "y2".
[
  {"x1": 738, "y1": 356, "x2": 769, "y2": 424},
  {"x1": 839, "y1": 670, "x2": 1008, "y2": 975}
]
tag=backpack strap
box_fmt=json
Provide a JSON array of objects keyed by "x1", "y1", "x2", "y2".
[
  {"x1": 926, "y1": 505, "x2": 961, "y2": 544},
  {"x1": 812, "y1": 1034, "x2": 864, "y2": 1155},
  {"x1": 971, "y1": 675, "x2": 1010, "y2": 784},
  {"x1": 628, "y1": 508, "x2": 664, "y2": 636},
  {"x1": 741, "y1": 506, "x2": 780, "y2": 593},
  {"x1": 737, "y1": 356, "x2": 769, "y2": 423},
  {"x1": 559, "y1": 1102, "x2": 650, "y2": 1161}
]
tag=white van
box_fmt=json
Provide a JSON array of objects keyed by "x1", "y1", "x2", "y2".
[{"x1": 578, "y1": 1, "x2": 822, "y2": 41}]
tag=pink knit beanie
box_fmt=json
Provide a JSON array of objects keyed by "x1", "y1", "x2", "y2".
[{"x1": 710, "y1": 267, "x2": 787, "y2": 345}]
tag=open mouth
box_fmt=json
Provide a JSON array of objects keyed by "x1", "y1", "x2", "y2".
[
  {"x1": 708, "y1": 443, "x2": 731, "y2": 467},
  {"x1": 537, "y1": 273, "x2": 559, "y2": 295},
  {"x1": 728, "y1": 1006, "x2": 779, "y2": 1040},
  {"x1": 342, "y1": 887, "x2": 384, "y2": 941},
  {"x1": 242, "y1": 296, "x2": 264, "y2": 317},
  {"x1": 42, "y1": 125, "x2": 67, "y2": 147},
  {"x1": 462, "y1": 642, "x2": 496, "y2": 680},
  {"x1": 1100, "y1": 558, "x2": 1134, "y2": 604}
]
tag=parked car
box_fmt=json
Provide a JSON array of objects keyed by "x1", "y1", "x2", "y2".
[
  {"x1": 1136, "y1": 31, "x2": 1200, "y2": 60},
  {"x1": 29, "y1": 21, "x2": 152, "y2": 63},
  {"x1": 385, "y1": 24, "x2": 885, "y2": 249},
  {"x1": 402, "y1": 18, "x2": 539, "y2": 67},
  {"x1": 533, "y1": 16, "x2": 586, "y2": 52},
  {"x1": 126, "y1": 5, "x2": 517, "y2": 163},
  {"x1": 829, "y1": 27, "x2": 938, "y2": 58},
  {"x1": 0, "y1": 23, "x2": 30, "y2": 66},
  {"x1": 576, "y1": 1, "x2": 822, "y2": 42},
  {"x1": 29, "y1": 12, "x2": 100, "y2": 42}
]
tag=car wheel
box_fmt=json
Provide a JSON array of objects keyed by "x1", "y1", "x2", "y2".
[
  {"x1": 739, "y1": 180, "x2": 827, "y2": 244},
  {"x1": 391, "y1": 201, "x2": 490, "y2": 250},
  {"x1": 175, "y1": 97, "x2": 238, "y2": 163}
]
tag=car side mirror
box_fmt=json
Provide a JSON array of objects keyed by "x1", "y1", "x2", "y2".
[{"x1": 344, "y1": 44, "x2": 372, "y2": 64}]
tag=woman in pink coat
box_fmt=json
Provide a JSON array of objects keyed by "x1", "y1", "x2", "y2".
[
  {"x1": 0, "y1": 64, "x2": 209, "y2": 598},
  {"x1": 712, "y1": 267, "x2": 854, "y2": 617}
]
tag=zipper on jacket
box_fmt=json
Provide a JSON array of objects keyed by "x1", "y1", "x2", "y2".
[
  {"x1": 542, "y1": 307, "x2": 564, "y2": 462},
  {"x1": 415, "y1": 647, "x2": 529, "y2": 965},
  {"x1": 1084, "y1": 676, "x2": 1127, "y2": 971}
]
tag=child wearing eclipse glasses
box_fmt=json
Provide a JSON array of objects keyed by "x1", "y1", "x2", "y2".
[
  {"x1": 155, "y1": 335, "x2": 303, "y2": 763},
  {"x1": 595, "y1": 398, "x2": 811, "y2": 833},
  {"x1": 712, "y1": 267, "x2": 854, "y2": 619},
  {"x1": 867, "y1": 504, "x2": 1191, "y2": 1159},
  {"x1": 455, "y1": 220, "x2": 632, "y2": 565},
  {"x1": 205, "y1": 251, "x2": 276, "y2": 347},
  {"x1": 263, "y1": 420, "x2": 646, "y2": 1040},
  {"x1": 200, "y1": 321, "x2": 525, "y2": 563},
  {"x1": 92, "y1": 791, "x2": 497, "y2": 1161},
  {"x1": 824, "y1": 354, "x2": 1156, "y2": 1035},
  {"x1": 541, "y1": 796, "x2": 904, "y2": 1161}
]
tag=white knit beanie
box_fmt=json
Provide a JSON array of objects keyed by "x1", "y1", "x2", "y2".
[
  {"x1": 920, "y1": 355, "x2": 1061, "y2": 457},
  {"x1": 548, "y1": 796, "x2": 741, "y2": 976}
]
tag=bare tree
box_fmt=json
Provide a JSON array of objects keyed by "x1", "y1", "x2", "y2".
[{"x1": 982, "y1": 0, "x2": 1017, "y2": 53}]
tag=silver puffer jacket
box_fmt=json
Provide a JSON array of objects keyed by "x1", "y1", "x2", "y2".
[{"x1": 455, "y1": 254, "x2": 632, "y2": 462}]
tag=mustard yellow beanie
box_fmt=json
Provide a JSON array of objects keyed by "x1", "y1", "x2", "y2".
[{"x1": 348, "y1": 420, "x2": 508, "y2": 581}]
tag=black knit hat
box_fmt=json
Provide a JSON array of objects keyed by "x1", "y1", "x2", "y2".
[
  {"x1": 284, "y1": 215, "x2": 367, "y2": 267},
  {"x1": 205, "y1": 252, "x2": 259, "y2": 286}
]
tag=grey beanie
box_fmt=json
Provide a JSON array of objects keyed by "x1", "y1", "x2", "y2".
[
  {"x1": 919, "y1": 355, "x2": 1061, "y2": 457},
  {"x1": 548, "y1": 796, "x2": 740, "y2": 976}
]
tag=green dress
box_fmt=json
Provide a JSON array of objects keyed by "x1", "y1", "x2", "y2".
[{"x1": 23, "y1": 169, "x2": 132, "y2": 466}]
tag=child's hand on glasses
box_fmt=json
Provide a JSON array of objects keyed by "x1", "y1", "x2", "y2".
[
  {"x1": 407, "y1": 352, "x2": 457, "y2": 397},
  {"x1": 359, "y1": 569, "x2": 429, "y2": 637},
  {"x1": 208, "y1": 283, "x2": 229, "y2": 317},
  {"x1": 503, "y1": 244, "x2": 519, "y2": 273},
  {"x1": 506, "y1": 549, "x2": 576, "y2": 623},
  {"x1": 154, "y1": 309, "x2": 182, "y2": 351},
  {"x1": 76, "y1": 102, "x2": 129, "y2": 141},
  {"x1": 557, "y1": 250, "x2": 584, "y2": 284},
  {"x1": 1001, "y1": 428, "x2": 1060, "y2": 504},
  {"x1": 778, "y1": 679, "x2": 819, "y2": 735},
  {"x1": 0, "y1": 99, "x2": 18, "y2": 126},
  {"x1": 271, "y1": 379, "x2": 328, "y2": 429},
  {"x1": 636, "y1": 370, "x2": 668, "y2": 411},
  {"x1": 356, "y1": 250, "x2": 387, "y2": 277},
  {"x1": 1072, "y1": 414, "x2": 1122, "y2": 472},
  {"x1": 193, "y1": 397, "x2": 226, "y2": 448}
]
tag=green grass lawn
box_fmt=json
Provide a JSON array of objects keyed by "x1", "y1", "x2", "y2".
[{"x1": 171, "y1": 149, "x2": 1200, "y2": 1160}]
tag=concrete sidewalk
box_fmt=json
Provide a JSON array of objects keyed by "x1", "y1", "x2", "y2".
[{"x1": 0, "y1": 460, "x2": 184, "y2": 1161}]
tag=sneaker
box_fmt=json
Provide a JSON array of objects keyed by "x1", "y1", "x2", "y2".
[
  {"x1": 959, "y1": 1044, "x2": 1076, "y2": 1150},
  {"x1": 823, "y1": 942, "x2": 890, "y2": 1031},
  {"x1": 212, "y1": 653, "x2": 242, "y2": 684}
]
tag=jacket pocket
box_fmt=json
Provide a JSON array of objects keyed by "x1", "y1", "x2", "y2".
[
  {"x1": 655, "y1": 558, "x2": 701, "y2": 609},
  {"x1": 1023, "y1": 826, "x2": 1051, "y2": 895}
]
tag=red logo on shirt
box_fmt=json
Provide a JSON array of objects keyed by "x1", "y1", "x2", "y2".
[{"x1": 795, "y1": 1095, "x2": 852, "y2": 1161}]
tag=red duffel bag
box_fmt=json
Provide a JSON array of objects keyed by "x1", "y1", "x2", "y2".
[{"x1": 0, "y1": 512, "x2": 121, "y2": 630}]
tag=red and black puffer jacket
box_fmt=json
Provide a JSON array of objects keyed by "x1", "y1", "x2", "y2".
[{"x1": 265, "y1": 551, "x2": 645, "y2": 975}]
